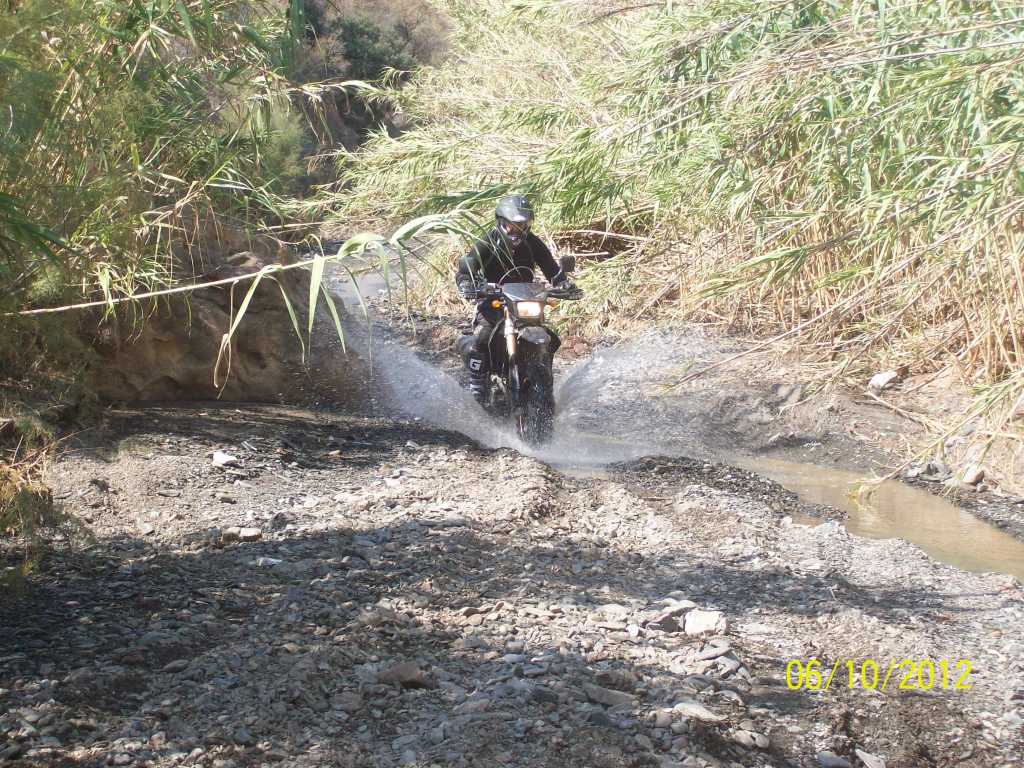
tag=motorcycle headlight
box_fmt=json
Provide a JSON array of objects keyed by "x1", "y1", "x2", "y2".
[{"x1": 516, "y1": 301, "x2": 543, "y2": 318}]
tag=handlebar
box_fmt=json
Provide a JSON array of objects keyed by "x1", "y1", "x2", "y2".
[
  {"x1": 472, "y1": 282, "x2": 500, "y2": 299},
  {"x1": 472, "y1": 281, "x2": 583, "y2": 301}
]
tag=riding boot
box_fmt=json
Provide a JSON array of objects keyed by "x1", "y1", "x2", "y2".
[{"x1": 466, "y1": 351, "x2": 490, "y2": 405}]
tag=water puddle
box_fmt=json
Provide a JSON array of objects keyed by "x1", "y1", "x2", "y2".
[{"x1": 738, "y1": 457, "x2": 1024, "y2": 580}]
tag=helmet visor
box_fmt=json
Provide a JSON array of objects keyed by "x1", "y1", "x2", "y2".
[{"x1": 499, "y1": 219, "x2": 531, "y2": 239}]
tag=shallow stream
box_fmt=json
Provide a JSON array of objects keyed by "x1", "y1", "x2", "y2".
[{"x1": 326, "y1": 261, "x2": 1024, "y2": 581}]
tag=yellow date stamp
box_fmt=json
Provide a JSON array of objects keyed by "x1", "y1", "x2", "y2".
[{"x1": 785, "y1": 658, "x2": 974, "y2": 692}]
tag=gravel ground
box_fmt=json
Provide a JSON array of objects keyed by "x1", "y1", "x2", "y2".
[{"x1": 2, "y1": 404, "x2": 1022, "y2": 768}]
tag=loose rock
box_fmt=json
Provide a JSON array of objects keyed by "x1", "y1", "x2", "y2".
[
  {"x1": 212, "y1": 451, "x2": 239, "y2": 468},
  {"x1": 672, "y1": 700, "x2": 726, "y2": 723},
  {"x1": 868, "y1": 371, "x2": 899, "y2": 391},
  {"x1": 817, "y1": 752, "x2": 852, "y2": 768},
  {"x1": 961, "y1": 465, "x2": 985, "y2": 485},
  {"x1": 684, "y1": 609, "x2": 728, "y2": 636},
  {"x1": 583, "y1": 683, "x2": 636, "y2": 709},
  {"x1": 854, "y1": 749, "x2": 886, "y2": 768},
  {"x1": 378, "y1": 662, "x2": 434, "y2": 689}
]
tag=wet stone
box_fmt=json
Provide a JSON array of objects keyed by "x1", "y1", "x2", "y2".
[{"x1": 817, "y1": 752, "x2": 852, "y2": 768}]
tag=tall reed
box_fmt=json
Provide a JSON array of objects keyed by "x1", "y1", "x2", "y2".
[
  {"x1": 0, "y1": 0, "x2": 315, "y2": 319},
  {"x1": 330, "y1": 0, "x2": 1024, "y2": 483},
  {"x1": 0, "y1": 0, "x2": 317, "y2": 561}
]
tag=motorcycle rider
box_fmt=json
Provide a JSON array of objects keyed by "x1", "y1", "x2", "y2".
[{"x1": 455, "y1": 195, "x2": 572, "y2": 404}]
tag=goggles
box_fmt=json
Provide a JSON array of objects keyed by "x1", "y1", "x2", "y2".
[{"x1": 499, "y1": 219, "x2": 531, "y2": 238}]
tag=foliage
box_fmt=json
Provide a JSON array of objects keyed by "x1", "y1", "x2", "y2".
[
  {"x1": 329, "y1": 0, "x2": 1024, "y2": 480},
  {"x1": 0, "y1": 402, "x2": 72, "y2": 587},
  {"x1": 0, "y1": 0, "x2": 328, "y2": 563},
  {"x1": 335, "y1": 17, "x2": 417, "y2": 82},
  {"x1": 0, "y1": 0, "x2": 315, "y2": 320},
  {"x1": 308, "y1": 0, "x2": 449, "y2": 67},
  {"x1": 286, "y1": 0, "x2": 447, "y2": 152}
]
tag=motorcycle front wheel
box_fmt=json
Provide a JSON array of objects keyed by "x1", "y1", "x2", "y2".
[{"x1": 514, "y1": 362, "x2": 555, "y2": 445}]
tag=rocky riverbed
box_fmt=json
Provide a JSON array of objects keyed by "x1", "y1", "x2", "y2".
[{"x1": 2, "y1": 403, "x2": 1022, "y2": 768}]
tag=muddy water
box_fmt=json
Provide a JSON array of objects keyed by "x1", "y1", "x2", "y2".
[
  {"x1": 731, "y1": 457, "x2": 1024, "y2": 580},
  {"x1": 559, "y1": 451, "x2": 1024, "y2": 580},
  {"x1": 547, "y1": 342, "x2": 1024, "y2": 580}
]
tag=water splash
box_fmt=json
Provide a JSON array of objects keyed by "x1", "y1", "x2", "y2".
[
  {"x1": 322, "y1": 266, "x2": 1024, "y2": 579},
  {"x1": 364, "y1": 329, "x2": 690, "y2": 468},
  {"x1": 369, "y1": 335, "x2": 526, "y2": 451},
  {"x1": 324, "y1": 264, "x2": 527, "y2": 451},
  {"x1": 327, "y1": 260, "x2": 714, "y2": 466}
]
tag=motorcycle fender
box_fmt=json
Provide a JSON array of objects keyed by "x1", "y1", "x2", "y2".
[{"x1": 518, "y1": 326, "x2": 551, "y2": 349}]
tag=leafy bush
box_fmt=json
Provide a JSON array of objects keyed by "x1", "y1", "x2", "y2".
[
  {"x1": 309, "y1": 0, "x2": 449, "y2": 68},
  {"x1": 0, "y1": 0, "x2": 312, "y2": 317},
  {"x1": 0, "y1": 0, "x2": 321, "y2": 561},
  {"x1": 287, "y1": 0, "x2": 447, "y2": 151},
  {"x1": 336, "y1": 17, "x2": 417, "y2": 81}
]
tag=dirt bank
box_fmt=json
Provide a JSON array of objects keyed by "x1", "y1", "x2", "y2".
[{"x1": 2, "y1": 403, "x2": 1022, "y2": 768}]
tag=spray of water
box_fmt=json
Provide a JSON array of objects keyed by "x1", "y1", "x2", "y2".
[
  {"x1": 325, "y1": 259, "x2": 758, "y2": 469},
  {"x1": 325, "y1": 266, "x2": 531, "y2": 451},
  {"x1": 369, "y1": 335, "x2": 525, "y2": 451},
  {"x1": 325, "y1": 262, "x2": 714, "y2": 466},
  {"x1": 362, "y1": 325, "x2": 693, "y2": 469}
]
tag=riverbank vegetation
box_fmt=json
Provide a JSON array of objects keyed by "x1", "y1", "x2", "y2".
[
  {"x1": 330, "y1": 0, "x2": 1024, "y2": 482},
  {"x1": 1, "y1": 0, "x2": 313, "y2": 558}
]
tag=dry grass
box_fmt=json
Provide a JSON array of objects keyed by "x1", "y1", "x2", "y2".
[
  {"x1": 0, "y1": 406, "x2": 67, "y2": 587},
  {"x1": 324, "y1": 0, "x2": 1024, "y2": 487}
]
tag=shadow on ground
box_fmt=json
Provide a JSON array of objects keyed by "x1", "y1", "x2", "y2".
[{"x1": 2, "y1": 519, "x2": 989, "y2": 767}]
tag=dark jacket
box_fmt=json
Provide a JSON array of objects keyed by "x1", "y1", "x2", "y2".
[{"x1": 456, "y1": 229, "x2": 561, "y2": 287}]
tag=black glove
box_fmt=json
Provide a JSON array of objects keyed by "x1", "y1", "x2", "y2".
[{"x1": 457, "y1": 278, "x2": 478, "y2": 301}]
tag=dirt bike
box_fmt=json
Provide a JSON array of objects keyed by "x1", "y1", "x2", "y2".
[{"x1": 457, "y1": 256, "x2": 583, "y2": 445}]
